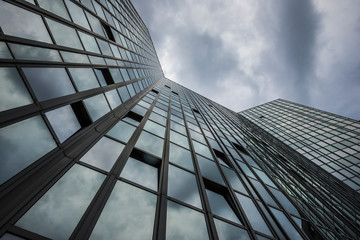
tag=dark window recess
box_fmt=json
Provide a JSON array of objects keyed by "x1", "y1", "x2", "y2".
[
  {"x1": 165, "y1": 85, "x2": 171, "y2": 89},
  {"x1": 96, "y1": 68, "x2": 114, "y2": 85},
  {"x1": 151, "y1": 89, "x2": 159, "y2": 94},
  {"x1": 172, "y1": 91, "x2": 178, "y2": 95},
  {"x1": 209, "y1": 104, "x2": 213, "y2": 107},
  {"x1": 124, "y1": 110, "x2": 143, "y2": 123},
  {"x1": 232, "y1": 142, "x2": 248, "y2": 155},
  {"x1": 192, "y1": 108, "x2": 200, "y2": 114},
  {"x1": 213, "y1": 149, "x2": 231, "y2": 168},
  {"x1": 71, "y1": 101, "x2": 92, "y2": 127},
  {"x1": 259, "y1": 115, "x2": 265, "y2": 119},
  {"x1": 101, "y1": 22, "x2": 115, "y2": 42},
  {"x1": 130, "y1": 148, "x2": 162, "y2": 168}
]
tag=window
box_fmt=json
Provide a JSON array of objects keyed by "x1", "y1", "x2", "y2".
[
  {"x1": 9, "y1": 43, "x2": 62, "y2": 62},
  {"x1": 64, "y1": 0, "x2": 91, "y2": 30},
  {"x1": 105, "y1": 90, "x2": 122, "y2": 109},
  {"x1": 23, "y1": 67, "x2": 75, "y2": 101},
  {"x1": 135, "y1": 131, "x2": 164, "y2": 158},
  {"x1": 0, "y1": 67, "x2": 33, "y2": 112},
  {"x1": 169, "y1": 143, "x2": 194, "y2": 171},
  {"x1": 38, "y1": 0, "x2": 70, "y2": 20},
  {"x1": 46, "y1": 18, "x2": 83, "y2": 50},
  {"x1": 78, "y1": 32, "x2": 101, "y2": 54},
  {"x1": 68, "y1": 68, "x2": 99, "y2": 91},
  {"x1": 106, "y1": 120, "x2": 136, "y2": 143},
  {"x1": 101, "y1": 22, "x2": 116, "y2": 41},
  {"x1": 83, "y1": 94, "x2": 111, "y2": 121},
  {"x1": 94, "y1": 68, "x2": 115, "y2": 86},
  {"x1": 197, "y1": 155, "x2": 225, "y2": 185}
]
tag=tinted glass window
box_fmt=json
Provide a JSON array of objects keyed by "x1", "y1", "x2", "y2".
[
  {"x1": 135, "y1": 131, "x2": 164, "y2": 158},
  {"x1": 9, "y1": 43, "x2": 62, "y2": 62},
  {"x1": 69, "y1": 68, "x2": 99, "y2": 91},
  {"x1": 23, "y1": 68, "x2": 75, "y2": 101},
  {"x1": 84, "y1": 94, "x2": 111, "y2": 121},
  {"x1": 109, "y1": 69, "x2": 124, "y2": 83},
  {"x1": 222, "y1": 167, "x2": 247, "y2": 194},
  {"x1": 197, "y1": 155, "x2": 225, "y2": 184},
  {"x1": 120, "y1": 157, "x2": 158, "y2": 191},
  {"x1": 106, "y1": 120, "x2": 136, "y2": 143},
  {"x1": 169, "y1": 143, "x2": 194, "y2": 171},
  {"x1": 79, "y1": 32, "x2": 100, "y2": 54},
  {"x1": 16, "y1": 164, "x2": 105, "y2": 240},
  {"x1": 206, "y1": 190, "x2": 241, "y2": 224},
  {"x1": 118, "y1": 86, "x2": 130, "y2": 102},
  {"x1": 0, "y1": 1, "x2": 52, "y2": 43},
  {"x1": 193, "y1": 140, "x2": 213, "y2": 159},
  {"x1": 38, "y1": 0, "x2": 70, "y2": 20},
  {"x1": 46, "y1": 18, "x2": 83, "y2": 50},
  {"x1": 166, "y1": 201, "x2": 209, "y2": 240},
  {"x1": 0, "y1": 67, "x2": 33, "y2": 112},
  {"x1": 80, "y1": 136, "x2": 124, "y2": 171},
  {"x1": 46, "y1": 105, "x2": 81, "y2": 143},
  {"x1": 61, "y1": 51, "x2": 90, "y2": 63},
  {"x1": 0, "y1": 116, "x2": 57, "y2": 184},
  {"x1": 214, "y1": 219, "x2": 250, "y2": 240},
  {"x1": 270, "y1": 207, "x2": 303, "y2": 240},
  {"x1": 170, "y1": 131, "x2": 189, "y2": 149},
  {"x1": 168, "y1": 165, "x2": 202, "y2": 208},
  {"x1": 90, "y1": 181, "x2": 157, "y2": 240},
  {"x1": 0, "y1": 42, "x2": 12, "y2": 59},
  {"x1": 105, "y1": 90, "x2": 122, "y2": 109},
  {"x1": 64, "y1": 0, "x2": 90, "y2": 30},
  {"x1": 144, "y1": 120, "x2": 166, "y2": 138}
]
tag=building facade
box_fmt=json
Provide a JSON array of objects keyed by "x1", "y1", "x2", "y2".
[{"x1": 0, "y1": 1, "x2": 359, "y2": 240}]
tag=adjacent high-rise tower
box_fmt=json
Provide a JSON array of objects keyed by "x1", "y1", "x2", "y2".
[{"x1": 0, "y1": 1, "x2": 359, "y2": 240}]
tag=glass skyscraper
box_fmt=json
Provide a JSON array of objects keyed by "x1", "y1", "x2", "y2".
[{"x1": 0, "y1": 1, "x2": 359, "y2": 240}]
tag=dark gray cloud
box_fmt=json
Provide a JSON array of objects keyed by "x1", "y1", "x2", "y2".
[{"x1": 132, "y1": 0, "x2": 360, "y2": 120}]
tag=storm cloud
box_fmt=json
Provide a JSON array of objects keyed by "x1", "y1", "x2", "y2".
[{"x1": 133, "y1": 0, "x2": 360, "y2": 120}]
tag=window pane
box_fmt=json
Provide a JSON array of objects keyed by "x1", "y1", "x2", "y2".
[
  {"x1": 23, "y1": 68, "x2": 75, "y2": 101},
  {"x1": 109, "y1": 68, "x2": 123, "y2": 83},
  {"x1": 120, "y1": 157, "x2": 158, "y2": 191},
  {"x1": 222, "y1": 167, "x2": 247, "y2": 194},
  {"x1": 118, "y1": 86, "x2": 130, "y2": 102},
  {"x1": 79, "y1": 32, "x2": 100, "y2": 54},
  {"x1": 0, "y1": 1, "x2": 52, "y2": 43},
  {"x1": 169, "y1": 143, "x2": 194, "y2": 171},
  {"x1": 193, "y1": 140, "x2": 213, "y2": 159},
  {"x1": 0, "y1": 116, "x2": 56, "y2": 184},
  {"x1": 0, "y1": 67, "x2": 33, "y2": 112},
  {"x1": 46, "y1": 105, "x2": 81, "y2": 143},
  {"x1": 38, "y1": 0, "x2": 70, "y2": 20},
  {"x1": 149, "y1": 112, "x2": 167, "y2": 126},
  {"x1": 236, "y1": 193, "x2": 272, "y2": 236},
  {"x1": 16, "y1": 164, "x2": 105, "y2": 240},
  {"x1": 0, "y1": 42, "x2": 12, "y2": 59},
  {"x1": 9, "y1": 43, "x2": 62, "y2": 62},
  {"x1": 170, "y1": 130, "x2": 189, "y2": 149},
  {"x1": 166, "y1": 201, "x2": 209, "y2": 240},
  {"x1": 83, "y1": 94, "x2": 111, "y2": 121},
  {"x1": 250, "y1": 179, "x2": 278, "y2": 206},
  {"x1": 90, "y1": 181, "x2": 157, "y2": 240},
  {"x1": 68, "y1": 68, "x2": 99, "y2": 91},
  {"x1": 64, "y1": 0, "x2": 90, "y2": 30},
  {"x1": 106, "y1": 120, "x2": 136, "y2": 143},
  {"x1": 80, "y1": 136, "x2": 124, "y2": 171},
  {"x1": 270, "y1": 207, "x2": 303, "y2": 240},
  {"x1": 46, "y1": 18, "x2": 83, "y2": 50},
  {"x1": 144, "y1": 120, "x2": 166, "y2": 138},
  {"x1": 197, "y1": 155, "x2": 225, "y2": 184},
  {"x1": 120, "y1": 69, "x2": 130, "y2": 81},
  {"x1": 206, "y1": 190, "x2": 241, "y2": 224},
  {"x1": 0, "y1": 233, "x2": 25, "y2": 240},
  {"x1": 214, "y1": 219, "x2": 250, "y2": 240},
  {"x1": 168, "y1": 165, "x2": 202, "y2": 208},
  {"x1": 61, "y1": 51, "x2": 90, "y2": 63},
  {"x1": 105, "y1": 90, "x2": 121, "y2": 109},
  {"x1": 97, "y1": 39, "x2": 113, "y2": 56},
  {"x1": 135, "y1": 131, "x2": 164, "y2": 158},
  {"x1": 269, "y1": 189, "x2": 300, "y2": 216}
]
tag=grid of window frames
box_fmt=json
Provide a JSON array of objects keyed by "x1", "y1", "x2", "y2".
[{"x1": 240, "y1": 99, "x2": 360, "y2": 193}]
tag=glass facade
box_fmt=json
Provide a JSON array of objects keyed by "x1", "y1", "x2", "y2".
[{"x1": 0, "y1": 1, "x2": 359, "y2": 240}]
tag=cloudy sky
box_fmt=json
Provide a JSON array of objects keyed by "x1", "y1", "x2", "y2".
[{"x1": 132, "y1": 0, "x2": 360, "y2": 120}]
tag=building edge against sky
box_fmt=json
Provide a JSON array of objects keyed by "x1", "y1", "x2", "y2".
[{"x1": 0, "y1": 0, "x2": 359, "y2": 240}]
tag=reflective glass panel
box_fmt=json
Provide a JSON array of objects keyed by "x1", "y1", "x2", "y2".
[
  {"x1": 0, "y1": 67, "x2": 33, "y2": 112},
  {"x1": 61, "y1": 51, "x2": 89, "y2": 63},
  {"x1": 23, "y1": 68, "x2": 75, "y2": 101},
  {"x1": 253, "y1": 169, "x2": 277, "y2": 188},
  {"x1": 269, "y1": 189, "x2": 300, "y2": 216},
  {"x1": 68, "y1": 68, "x2": 99, "y2": 91},
  {"x1": 214, "y1": 218, "x2": 250, "y2": 240},
  {"x1": 0, "y1": 116, "x2": 56, "y2": 184},
  {"x1": 149, "y1": 112, "x2": 167, "y2": 126},
  {"x1": 168, "y1": 165, "x2": 202, "y2": 208},
  {"x1": 169, "y1": 143, "x2": 194, "y2": 171},
  {"x1": 78, "y1": 32, "x2": 100, "y2": 54},
  {"x1": 120, "y1": 69, "x2": 130, "y2": 81},
  {"x1": 170, "y1": 121, "x2": 187, "y2": 135},
  {"x1": 0, "y1": 233, "x2": 26, "y2": 240},
  {"x1": 120, "y1": 157, "x2": 158, "y2": 191},
  {"x1": 0, "y1": 1, "x2": 52, "y2": 43},
  {"x1": 193, "y1": 140, "x2": 213, "y2": 159},
  {"x1": 270, "y1": 207, "x2": 303, "y2": 240},
  {"x1": 46, "y1": 18, "x2": 83, "y2": 49},
  {"x1": 105, "y1": 90, "x2": 122, "y2": 109},
  {"x1": 144, "y1": 120, "x2": 166, "y2": 138},
  {"x1": 83, "y1": 94, "x2": 111, "y2": 121},
  {"x1": 197, "y1": 155, "x2": 225, "y2": 184},
  {"x1": 64, "y1": 0, "x2": 90, "y2": 29},
  {"x1": 90, "y1": 181, "x2": 157, "y2": 240},
  {"x1": 38, "y1": 0, "x2": 70, "y2": 20},
  {"x1": 170, "y1": 130, "x2": 189, "y2": 149},
  {"x1": 118, "y1": 86, "x2": 130, "y2": 102},
  {"x1": 166, "y1": 201, "x2": 209, "y2": 240},
  {"x1": 135, "y1": 131, "x2": 164, "y2": 158},
  {"x1": 222, "y1": 167, "x2": 247, "y2": 194},
  {"x1": 46, "y1": 105, "x2": 81, "y2": 143},
  {"x1": 109, "y1": 68, "x2": 123, "y2": 83},
  {"x1": 0, "y1": 42, "x2": 12, "y2": 59},
  {"x1": 9, "y1": 43, "x2": 62, "y2": 62},
  {"x1": 106, "y1": 120, "x2": 136, "y2": 143},
  {"x1": 16, "y1": 164, "x2": 105, "y2": 240},
  {"x1": 250, "y1": 179, "x2": 278, "y2": 206},
  {"x1": 80, "y1": 137, "x2": 124, "y2": 171},
  {"x1": 97, "y1": 39, "x2": 113, "y2": 56},
  {"x1": 236, "y1": 193, "x2": 272, "y2": 236},
  {"x1": 206, "y1": 190, "x2": 241, "y2": 224}
]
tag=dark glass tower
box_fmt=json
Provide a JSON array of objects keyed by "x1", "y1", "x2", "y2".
[{"x1": 0, "y1": 1, "x2": 359, "y2": 240}]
